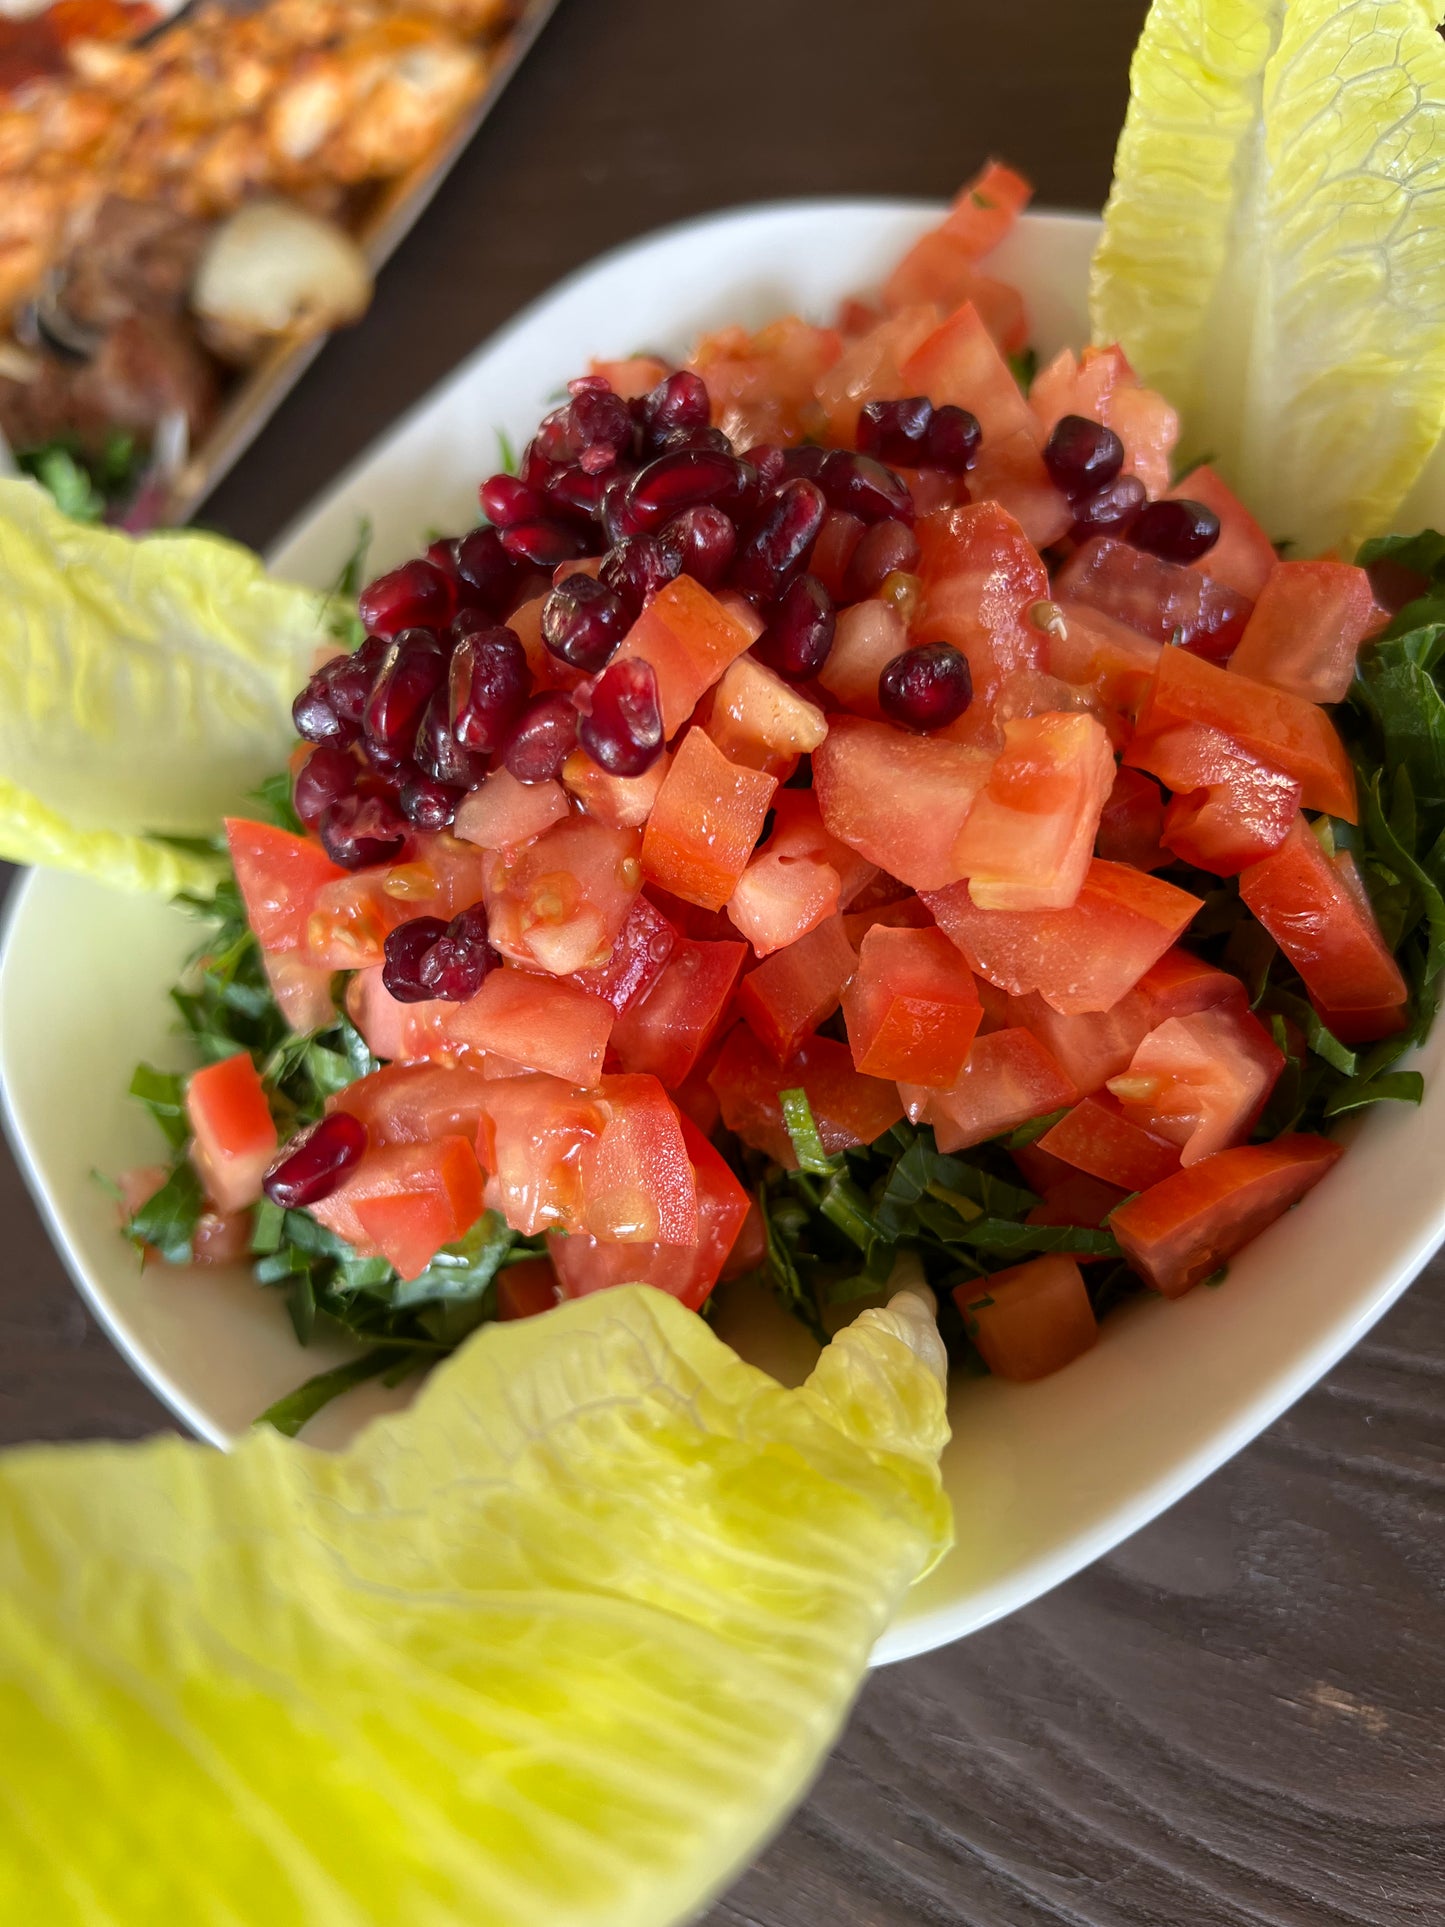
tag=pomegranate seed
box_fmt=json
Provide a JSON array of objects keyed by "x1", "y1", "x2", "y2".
[
  {"x1": 924, "y1": 405, "x2": 981, "y2": 473},
  {"x1": 319, "y1": 790, "x2": 407, "y2": 869},
  {"x1": 857, "y1": 396, "x2": 933, "y2": 466},
  {"x1": 842, "y1": 518, "x2": 921, "y2": 601},
  {"x1": 546, "y1": 465, "x2": 613, "y2": 522},
  {"x1": 754, "y1": 573, "x2": 835, "y2": 679},
  {"x1": 779, "y1": 446, "x2": 829, "y2": 481},
  {"x1": 500, "y1": 520, "x2": 593, "y2": 568},
  {"x1": 541, "y1": 573, "x2": 630, "y2": 672},
  {"x1": 454, "y1": 526, "x2": 518, "y2": 613},
  {"x1": 419, "y1": 933, "x2": 491, "y2": 1001},
  {"x1": 426, "y1": 536, "x2": 462, "y2": 579},
  {"x1": 449, "y1": 624, "x2": 531, "y2": 753},
  {"x1": 292, "y1": 673, "x2": 353, "y2": 745},
  {"x1": 480, "y1": 474, "x2": 545, "y2": 527},
  {"x1": 521, "y1": 440, "x2": 563, "y2": 489},
  {"x1": 382, "y1": 915, "x2": 449, "y2": 1002},
  {"x1": 654, "y1": 424, "x2": 734, "y2": 457},
  {"x1": 263, "y1": 1111, "x2": 367, "y2": 1209},
  {"x1": 564, "y1": 386, "x2": 634, "y2": 461},
  {"x1": 640, "y1": 370, "x2": 711, "y2": 448},
  {"x1": 1070, "y1": 473, "x2": 1147, "y2": 542},
  {"x1": 357, "y1": 737, "x2": 412, "y2": 781},
  {"x1": 657, "y1": 504, "x2": 737, "y2": 587},
  {"x1": 502, "y1": 692, "x2": 578, "y2": 783},
  {"x1": 364, "y1": 629, "x2": 447, "y2": 755},
  {"x1": 600, "y1": 534, "x2": 678, "y2": 614},
  {"x1": 357, "y1": 559, "x2": 455, "y2": 637},
  {"x1": 626, "y1": 449, "x2": 755, "y2": 531},
  {"x1": 1128, "y1": 496, "x2": 1221, "y2": 564},
  {"x1": 320, "y1": 637, "x2": 386, "y2": 724},
  {"x1": 448, "y1": 900, "x2": 491, "y2": 951},
  {"x1": 600, "y1": 473, "x2": 645, "y2": 543},
  {"x1": 293, "y1": 744, "x2": 357, "y2": 829},
  {"x1": 577, "y1": 657, "x2": 664, "y2": 776},
  {"x1": 415, "y1": 691, "x2": 489, "y2": 788},
  {"x1": 1044, "y1": 415, "x2": 1125, "y2": 499},
  {"x1": 878, "y1": 642, "x2": 973, "y2": 731},
  {"x1": 731, "y1": 478, "x2": 826, "y2": 603},
  {"x1": 399, "y1": 773, "x2": 463, "y2": 831},
  {"x1": 743, "y1": 444, "x2": 788, "y2": 491},
  {"x1": 817, "y1": 451, "x2": 915, "y2": 525}
]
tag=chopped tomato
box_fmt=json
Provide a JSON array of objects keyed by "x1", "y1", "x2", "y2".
[
  {"x1": 261, "y1": 949, "x2": 337, "y2": 1034},
  {"x1": 963, "y1": 430, "x2": 1074, "y2": 549},
  {"x1": 614, "y1": 575, "x2": 760, "y2": 735},
  {"x1": 548, "y1": 1117, "x2": 747, "y2": 1310},
  {"x1": 1137, "y1": 946, "x2": 1250, "y2": 1023},
  {"x1": 473, "y1": 1074, "x2": 603, "y2": 1235},
  {"x1": 818, "y1": 598, "x2": 909, "y2": 716},
  {"x1": 915, "y1": 502, "x2": 1048, "y2": 704},
  {"x1": 496, "y1": 1255, "x2": 563, "y2": 1320},
  {"x1": 709, "y1": 1027, "x2": 903, "y2": 1166},
  {"x1": 1038, "y1": 1093, "x2": 1182, "y2": 1191},
  {"x1": 1054, "y1": 537, "x2": 1254, "y2": 661},
  {"x1": 813, "y1": 304, "x2": 941, "y2": 443},
  {"x1": 303, "y1": 870, "x2": 417, "y2": 971},
  {"x1": 1025, "y1": 1173, "x2": 1131, "y2": 1258},
  {"x1": 687, "y1": 316, "x2": 840, "y2": 447},
  {"x1": 883, "y1": 160, "x2": 1032, "y2": 312},
  {"x1": 572, "y1": 894, "x2": 677, "y2": 1015},
  {"x1": 322, "y1": 1136, "x2": 484, "y2": 1281},
  {"x1": 191, "y1": 1207, "x2": 254, "y2": 1266},
  {"x1": 924, "y1": 859, "x2": 1203, "y2": 1015},
  {"x1": 952, "y1": 711, "x2": 1116, "y2": 910},
  {"x1": 1228, "y1": 559, "x2": 1380, "y2": 705},
  {"x1": 345, "y1": 966, "x2": 455, "y2": 1063},
  {"x1": 728, "y1": 840, "x2": 841, "y2": 955},
  {"x1": 1126, "y1": 722, "x2": 1301, "y2": 874},
  {"x1": 1108, "y1": 1005, "x2": 1283, "y2": 1165},
  {"x1": 736, "y1": 913, "x2": 857, "y2": 1059},
  {"x1": 561, "y1": 746, "x2": 671, "y2": 829},
  {"x1": 1168, "y1": 466, "x2": 1278, "y2": 600},
  {"x1": 1134, "y1": 642, "x2": 1357, "y2": 821},
  {"x1": 1007, "y1": 987, "x2": 1158, "y2": 1095},
  {"x1": 841, "y1": 889, "x2": 933, "y2": 949},
  {"x1": 330, "y1": 1061, "x2": 493, "y2": 1146},
  {"x1": 446, "y1": 969, "x2": 615, "y2": 1085},
  {"x1": 841, "y1": 923, "x2": 982, "y2": 1084},
  {"x1": 704, "y1": 653, "x2": 829, "y2": 778},
  {"x1": 1047, "y1": 600, "x2": 1162, "y2": 717},
  {"x1": 1031, "y1": 344, "x2": 1178, "y2": 498},
  {"x1": 454, "y1": 769, "x2": 569, "y2": 850},
  {"x1": 1238, "y1": 815, "x2": 1408, "y2": 1029},
  {"x1": 767, "y1": 789, "x2": 878, "y2": 907},
  {"x1": 185, "y1": 1052, "x2": 277, "y2": 1214},
  {"x1": 1111, "y1": 1134, "x2": 1343, "y2": 1297},
  {"x1": 640, "y1": 728, "x2": 778, "y2": 911},
  {"x1": 225, "y1": 818, "x2": 345, "y2": 954},
  {"x1": 579, "y1": 1074, "x2": 698, "y2": 1243},
  {"x1": 484, "y1": 814, "x2": 641, "y2": 976},
  {"x1": 954, "y1": 1255, "x2": 1097, "y2": 1381},
  {"x1": 609, "y1": 936, "x2": 748, "y2": 1086},
  {"x1": 1096, "y1": 767, "x2": 1166, "y2": 870},
  {"x1": 813, "y1": 715, "x2": 994, "y2": 891},
  {"x1": 588, "y1": 355, "x2": 669, "y2": 399},
  {"x1": 902, "y1": 1025, "x2": 1077, "y2": 1152},
  {"x1": 900, "y1": 300, "x2": 1038, "y2": 444}
]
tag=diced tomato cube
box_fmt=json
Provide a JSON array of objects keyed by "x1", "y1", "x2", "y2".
[
  {"x1": 1031, "y1": 344, "x2": 1178, "y2": 499},
  {"x1": 705, "y1": 654, "x2": 828, "y2": 778},
  {"x1": 561, "y1": 746, "x2": 670, "y2": 829},
  {"x1": 185, "y1": 1051, "x2": 277, "y2": 1214},
  {"x1": 814, "y1": 304, "x2": 942, "y2": 443},
  {"x1": 473, "y1": 1074, "x2": 603, "y2": 1236},
  {"x1": 902, "y1": 1025, "x2": 1076, "y2": 1152},
  {"x1": 1238, "y1": 815, "x2": 1408, "y2": 1029},
  {"x1": 1133, "y1": 643, "x2": 1357, "y2": 821},
  {"x1": 329, "y1": 1136, "x2": 484, "y2": 1280},
  {"x1": 1168, "y1": 466, "x2": 1278, "y2": 600},
  {"x1": 445, "y1": 969, "x2": 615, "y2": 1085},
  {"x1": 1126, "y1": 722, "x2": 1301, "y2": 874},
  {"x1": 1025, "y1": 1173, "x2": 1131, "y2": 1259},
  {"x1": 641, "y1": 728, "x2": 777, "y2": 911},
  {"x1": 1048, "y1": 600, "x2": 1162, "y2": 717},
  {"x1": 261, "y1": 949, "x2": 337, "y2": 1034},
  {"x1": 885, "y1": 235, "x2": 1027, "y2": 347},
  {"x1": 1136, "y1": 946, "x2": 1250, "y2": 1024},
  {"x1": 965, "y1": 430, "x2": 1074, "y2": 549},
  {"x1": 579, "y1": 1073, "x2": 698, "y2": 1244},
  {"x1": 900, "y1": 300, "x2": 1037, "y2": 443},
  {"x1": 736, "y1": 913, "x2": 857, "y2": 1058},
  {"x1": 496, "y1": 1255, "x2": 563, "y2": 1321},
  {"x1": 329, "y1": 1061, "x2": 493, "y2": 1146},
  {"x1": 952, "y1": 711, "x2": 1116, "y2": 910},
  {"x1": 225, "y1": 818, "x2": 346, "y2": 954},
  {"x1": 1108, "y1": 1005, "x2": 1283, "y2": 1166},
  {"x1": 767, "y1": 790, "x2": 878, "y2": 907},
  {"x1": 817, "y1": 598, "x2": 909, "y2": 717},
  {"x1": 614, "y1": 574, "x2": 758, "y2": 735},
  {"x1": 687, "y1": 316, "x2": 840, "y2": 448},
  {"x1": 1228, "y1": 559, "x2": 1380, "y2": 705},
  {"x1": 924, "y1": 859, "x2": 1203, "y2": 1015},
  {"x1": 1055, "y1": 537, "x2": 1254, "y2": 661},
  {"x1": 728, "y1": 842, "x2": 841, "y2": 956},
  {"x1": 813, "y1": 715, "x2": 994, "y2": 892},
  {"x1": 954, "y1": 1254, "x2": 1097, "y2": 1381},
  {"x1": 509, "y1": 593, "x2": 579, "y2": 694},
  {"x1": 841, "y1": 923, "x2": 982, "y2": 1084},
  {"x1": 915, "y1": 502, "x2": 1048, "y2": 704},
  {"x1": 345, "y1": 966, "x2": 454, "y2": 1063},
  {"x1": 883, "y1": 160, "x2": 1032, "y2": 310},
  {"x1": 547, "y1": 1117, "x2": 747, "y2": 1311},
  {"x1": 1007, "y1": 987, "x2": 1157, "y2": 1095},
  {"x1": 572, "y1": 894, "x2": 676, "y2": 1015},
  {"x1": 588, "y1": 355, "x2": 669, "y2": 399},
  {"x1": 841, "y1": 889, "x2": 933, "y2": 949},
  {"x1": 1111, "y1": 1134, "x2": 1343, "y2": 1297},
  {"x1": 454, "y1": 769, "x2": 569, "y2": 850},
  {"x1": 1038, "y1": 1093, "x2": 1182, "y2": 1192},
  {"x1": 1096, "y1": 767, "x2": 1166, "y2": 870},
  {"x1": 709, "y1": 1027, "x2": 903, "y2": 1167},
  {"x1": 483, "y1": 814, "x2": 641, "y2": 976},
  {"x1": 609, "y1": 935, "x2": 747, "y2": 1086}
]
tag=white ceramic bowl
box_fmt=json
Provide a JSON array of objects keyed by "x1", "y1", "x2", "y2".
[{"x1": 4, "y1": 203, "x2": 1443, "y2": 1665}]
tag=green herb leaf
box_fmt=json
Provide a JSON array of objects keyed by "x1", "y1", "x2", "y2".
[
  {"x1": 128, "y1": 1064, "x2": 189, "y2": 1150},
  {"x1": 779, "y1": 1087, "x2": 841, "y2": 1177},
  {"x1": 254, "y1": 1347, "x2": 408, "y2": 1436},
  {"x1": 1323, "y1": 1069, "x2": 1425, "y2": 1117},
  {"x1": 125, "y1": 1161, "x2": 204, "y2": 1265}
]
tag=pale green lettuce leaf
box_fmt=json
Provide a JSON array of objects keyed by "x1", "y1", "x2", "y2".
[
  {"x1": 0, "y1": 478, "x2": 336, "y2": 893},
  {"x1": 0, "y1": 1284, "x2": 951, "y2": 1927},
  {"x1": 1091, "y1": 0, "x2": 1445, "y2": 554}
]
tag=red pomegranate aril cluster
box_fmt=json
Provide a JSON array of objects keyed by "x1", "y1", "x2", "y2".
[
  {"x1": 263, "y1": 1111, "x2": 367, "y2": 1209},
  {"x1": 293, "y1": 744, "x2": 358, "y2": 829},
  {"x1": 578, "y1": 657, "x2": 664, "y2": 776},
  {"x1": 504, "y1": 692, "x2": 578, "y2": 783},
  {"x1": 626, "y1": 448, "x2": 756, "y2": 531},
  {"x1": 855, "y1": 396, "x2": 980, "y2": 473},
  {"x1": 1043, "y1": 413, "x2": 1125, "y2": 498},
  {"x1": 600, "y1": 534, "x2": 677, "y2": 614},
  {"x1": 542, "y1": 573, "x2": 631, "y2": 672},
  {"x1": 818, "y1": 450, "x2": 915, "y2": 525},
  {"x1": 453, "y1": 526, "x2": 518, "y2": 612},
  {"x1": 638, "y1": 370, "x2": 710, "y2": 447},
  {"x1": 1128, "y1": 496, "x2": 1221, "y2": 564},
  {"x1": 843, "y1": 517, "x2": 920, "y2": 602},
  {"x1": 732, "y1": 477, "x2": 826, "y2": 604},
  {"x1": 657, "y1": 504, "x2": 736, "y2": 586},
  {"x1": 878, "y1": 641, "x2": 973, "y2": 731},
  {"x1": 399, "y1": 772, "x2": 464, "y2": 831},
  {"x1": 1071, "y1": 473, "x2": 1147, "y2": 542},
  {"x1": 364, "y1": 630, "x2": 448, "y2": 756},
  {"x1": 357, "y1": 557, "x2": 455, "y2": 637},
  {"x1": 449, "y1": 625, "x2": 530, "y2": 753},
  {"x1": 383, "y1": 903, "x2": 496, "y2": 1003},
  {"x1": 415, "y1": 691, "x2": 487, "y2": 791},
  {"x1": 319, "y1": 789, "x2": 407, "y2": 869},
  {"x1": 755, "y1": 573, "x2": 835, "y2": 679}
]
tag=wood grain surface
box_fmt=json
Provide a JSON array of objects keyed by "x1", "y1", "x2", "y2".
[{"x1": 2, "y1": 1, "x2": 1442, "y2": 1921}]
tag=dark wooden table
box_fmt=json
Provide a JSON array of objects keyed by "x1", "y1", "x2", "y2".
[{"x1": 3, "y1": 2, "x2": 1442, "y2": 1920}]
